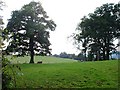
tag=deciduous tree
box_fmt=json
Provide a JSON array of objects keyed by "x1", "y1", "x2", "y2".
[
  {"x1": 73, "y1": 3, "x2": 120, "y2": 60},
  {"x1": 4, "y1": 1, "x2": 56, "y2": 63}
]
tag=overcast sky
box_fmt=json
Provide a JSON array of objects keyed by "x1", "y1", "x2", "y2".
[{"x1": 2, "y1": 0, "x2": 120, "y2": 55}]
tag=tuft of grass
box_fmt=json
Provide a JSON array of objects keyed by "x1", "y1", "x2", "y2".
[{"x1": 8, "y1": 58, "x2": 118, "y2": 88}]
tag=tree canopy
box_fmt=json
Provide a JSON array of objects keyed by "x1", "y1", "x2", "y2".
[
  {"x1": 73, "y1": 3, "x2": 120, "y2": 61},
  {"x1": 3, "y1": 1, "x2": 56, "y2": 63}
]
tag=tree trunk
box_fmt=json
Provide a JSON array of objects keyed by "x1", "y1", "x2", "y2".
[
  {"x1": 84, "y1": 48, "x2": 87, "y2": 61},
  {"x1": 106, "y1": 49, "x2": 109, "y2": 60},
  {"x1": 29, "y1": 37, "x2": 34, "y2": 63},
  {"x1": 97, "y1": 50, "x2": 100, "y2": 61},
  {"x1": 103, "y1": 46, "x2": 106, "y2": 60},
  {"x1": 103, "y1": 38, "x2": 107, "y2": 60},
  {"x1": 106, "y1": 39, "x2": 110, "y2": 60}
]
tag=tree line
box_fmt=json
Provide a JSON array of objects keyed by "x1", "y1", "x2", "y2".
[
  {"x1": 1, "y1": 1, "x2": 120, "y2": 63},
  {"x1": 53, "y1": 52, "x2": 82, "y2": 60},
  {"x1": 72, "y1": 3, "x2": 120, "y2": 61}
]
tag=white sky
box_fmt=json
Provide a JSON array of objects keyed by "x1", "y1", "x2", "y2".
[{"x1": 2, "y1": 0, "x2": 120, "y2": 55}]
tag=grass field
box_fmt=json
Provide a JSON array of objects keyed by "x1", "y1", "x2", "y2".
[
  {"x1": 8, "y1": 56, "x2": 118, "y2": 89},
  {"x1": 9, "y1": 56, "x2": 77, "y2": 64}
]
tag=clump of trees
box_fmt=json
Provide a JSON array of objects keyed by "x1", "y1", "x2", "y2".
[
  {"x1": 59, "y1": 52, "x2": 76, "y2": 59},
  {"x1": 73, "y1": 3, "x2": 120, "y2": 61},
  {"x1": 3, "y1": 1, "x2": 56, "y2": 63},
  {"x1": 53, "y1": 52, "x2": 85, "y2": 61}
]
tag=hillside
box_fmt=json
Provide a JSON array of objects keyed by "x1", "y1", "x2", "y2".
[
  {"x1": 8, "y1": 57, "x2": 118, "y2": 89},
  {"x1": 9, "y1": 56, "x2": 77, "y2": 64}
]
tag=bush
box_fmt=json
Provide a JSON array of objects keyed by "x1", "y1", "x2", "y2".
[{"x1": 2, "y1": 56, "x2": 22, "y2": 89}]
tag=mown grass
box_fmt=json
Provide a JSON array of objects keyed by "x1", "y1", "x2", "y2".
[
  {"x1": 9, "y1": 56, "x2": 77, "y2": 64},
  {"x1": 8, "y1": 56, "x2": 118, "y2": 89}
]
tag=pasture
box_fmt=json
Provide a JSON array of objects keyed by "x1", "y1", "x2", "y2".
[
  {"x1": 9, "y1": 56, "x2": 77, "y2": 64},
  {"x1": 8, "y1": 56, "x2": 118, "y2": 89}
]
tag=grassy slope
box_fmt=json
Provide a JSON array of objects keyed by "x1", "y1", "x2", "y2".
[
  {"x1": 9, "y1": 57, "x2": 118, "y2": 88},
  {"x1": 9, "y1": 56, "x2": 77, "y2": 64}
]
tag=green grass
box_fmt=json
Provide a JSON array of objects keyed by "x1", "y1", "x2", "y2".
[
  {"x1": 9, "y1": 56, "x2": 77, "y2": 64},
  {"x1": 8, "y1": 56, "x2": 118, "y2": 88}
]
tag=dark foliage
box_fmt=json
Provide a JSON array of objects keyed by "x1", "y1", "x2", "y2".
[
  {"x1": 73, "y1": 3, "x2": 120, "y2": 61},
  {"x1": 3, "y1": 1, "x2": 56, "y2": 63}
]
